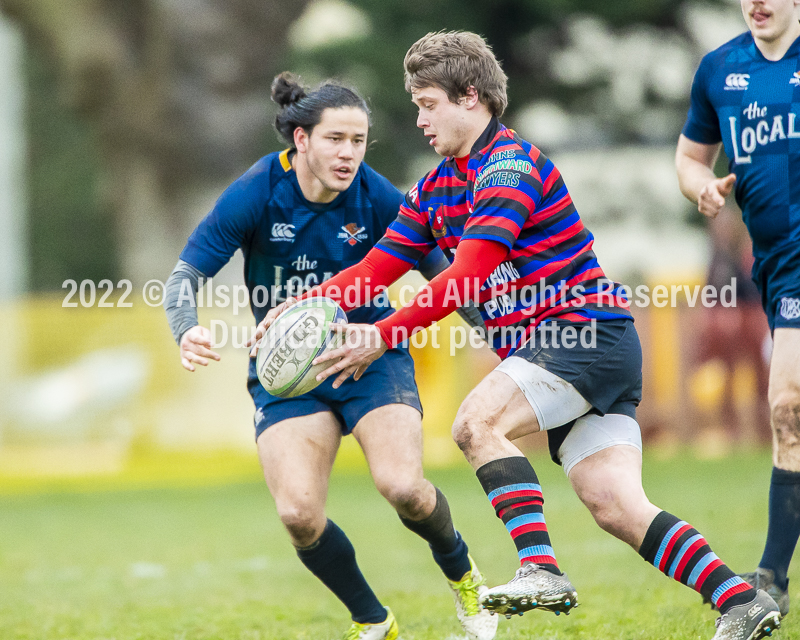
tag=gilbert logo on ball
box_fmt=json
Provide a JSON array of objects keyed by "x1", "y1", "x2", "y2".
[{"x1": 256, "y1": 297, "x2": 347, "y2": 398}]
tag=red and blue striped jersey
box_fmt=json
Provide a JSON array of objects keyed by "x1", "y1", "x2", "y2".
[{"x1": 377, "y1": 117, "x2": 631, "y2": 358}]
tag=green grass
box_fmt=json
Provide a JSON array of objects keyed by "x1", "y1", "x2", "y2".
[{"x1": 1, "y1": 449, "x2": 797, "y2": 639}]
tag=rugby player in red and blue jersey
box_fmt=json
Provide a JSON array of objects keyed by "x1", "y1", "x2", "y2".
[
  {"x1": 677, "y1": 0, "x2": 800, "y2": 620},
  {"x1": 253, "y1": 32, "x2": 782, "y2": 640}
]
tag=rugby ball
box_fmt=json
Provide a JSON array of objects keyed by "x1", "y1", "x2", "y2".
[{"x1": 256, "y1": 297, "x2": 347, "y2": 398}]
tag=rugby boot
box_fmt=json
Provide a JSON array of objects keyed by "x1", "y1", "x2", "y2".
[
  {"x1": 446, "y1": 554, "x2": 498, "y2": 639},
  {"x1": 480, "y1": 561, "x2": 578, "y2": 618},
  {"x1": 342, "y1": 607, "x2": 399, "y2": 640},
  {"x1": 712, "y1": 590, "x2": 781, "y2": 640},
  {"x1": 739, "y1": 569, "x2": 790, "y2": 618}
]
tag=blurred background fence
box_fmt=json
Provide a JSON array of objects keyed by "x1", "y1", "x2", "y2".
[{"x1": 0, "y1": 0, "x2": 773, "y2": 488}]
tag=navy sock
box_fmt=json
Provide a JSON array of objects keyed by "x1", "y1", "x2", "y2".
[
  {"x1": 399, "y1": 487, "x2": 471, "y2": 581},
  {"x1": 759, "y1": 467, "x2": 800, "y2": 590},
  {"x1": 431, "y1": 533, "x2": 471, "y2": 582},
  {"x1": 296, "y1": 520, "x2": 386, "y2": 624}
]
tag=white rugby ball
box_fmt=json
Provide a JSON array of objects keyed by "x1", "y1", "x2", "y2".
[{"x1": 256, "y1": 297, "x2": 347, "y2": 398}]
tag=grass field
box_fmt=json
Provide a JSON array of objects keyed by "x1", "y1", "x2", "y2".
[{"x1": 1, "y1": 448, "x2": 797, "y2": 640}]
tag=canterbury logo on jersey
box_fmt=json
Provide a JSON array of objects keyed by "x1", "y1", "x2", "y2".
[
  {"x1": 725, "y1": 73, "x2": 750, "y2": 90},
  {"x1": 791, "y1": 71, "x2": 800, "y2": 86},
  {"x1": 271, "y1": 223, "x2": 296, "y2": 241}
]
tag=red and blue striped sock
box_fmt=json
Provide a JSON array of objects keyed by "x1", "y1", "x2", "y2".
[
  {"x1": 476, "y1": 456, "x2": 561, "y2": 575},
  {"x1": 639, "y1": 511, "x2": 755, "y2": 614}
]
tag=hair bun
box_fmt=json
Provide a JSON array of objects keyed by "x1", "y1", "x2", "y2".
[{"x1": 271, "y1": 72, "x2": 307, "y2": 108}]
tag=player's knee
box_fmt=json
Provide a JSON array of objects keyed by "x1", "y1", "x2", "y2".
[
  {"x1": 587, "y1": 501, "x2": 624, "y2": 535},
  {"x1": 277, "y1": 504, "x2": 324, "y2": 547},
  {"x1": 452, "y1": 397, "x2": 493, "y2": 454},
  {"x1": 376, "y1": 477, "x2": 427, "y2": 517},
  {"x1": 452, "y1": 414, "x2": 481, "y2": 454},
  {"x1": 771, "y1": 393, "x2": 800, "y2": 445}
]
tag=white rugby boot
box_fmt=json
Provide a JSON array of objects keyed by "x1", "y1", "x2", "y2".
[
  {"x1": 712, "y1": 590, "x2": 781, "y2": 640},
  {"x1": 342, "y1": 607, "x2": 399, "y2": 640},
  {"x1": 480, "y1": 562, "x2": 578, "y2": 618},
  {"x1": 446, "y1": 554, "x2": 498, "y2": 640}
]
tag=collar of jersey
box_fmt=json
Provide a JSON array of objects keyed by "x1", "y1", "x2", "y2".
[
  {"x1": 747, "y1": 29, "x2": 800, "y2": 62},
  {"x1": 280, "y1": 148, "x2": 351, "y2": 212},
  {"x1": 446, "y1": 116, "x2": 504, "y2": 178}
]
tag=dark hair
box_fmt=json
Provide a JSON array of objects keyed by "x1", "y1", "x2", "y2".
[
  {"x1": 271, "y1": 72, "x2": 371, "y2": 147},
  {"x1": 404, "y1": 31, "x2": 508, "y2": 117}
]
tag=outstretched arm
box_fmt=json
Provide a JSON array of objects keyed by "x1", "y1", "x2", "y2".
[
  {"x1": 164, "y1": 259, "x2": 221, "y2": 371},
  {"x1": 315, "y1": 239, "x2": 508, "y2": 388},
  {"x1": 675, "y1": 135, "x2": 734, "y2": 219},
  {"x1": 247, "y1": 247, "x2": 413, "y2": 351},
  {"x1": 416, "y1": 247, "x2": 487, "y2": 333}
]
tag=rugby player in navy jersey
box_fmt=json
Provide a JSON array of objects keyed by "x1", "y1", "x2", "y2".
[
  {"x1": 254, "y1": 32, "x2": 782, "y2": 640},
  {"x1": 677, "y1": 0, "x2": 800, "y2": 620},
  {"x1": 164, "y1": 73, "x2": 498, "y2": 640}
]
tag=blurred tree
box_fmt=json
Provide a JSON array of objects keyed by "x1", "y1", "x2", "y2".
[
  {"x1": 0, "y1": 0, "x2": 308, "y2": 285},
  {"x1": 286, "y1": 0, "x2": 730, "y2": 186}
]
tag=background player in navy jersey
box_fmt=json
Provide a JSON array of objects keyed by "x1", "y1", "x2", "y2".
[
  {"x1": 676, "y1": 0, "x2": 800, "y2": 618},
  {"x1": 164, "y1": 73, "x2": 498, "y2": 640},
  {"x1": 254, "y1": 32, "x2": 782, "y2": 640}
]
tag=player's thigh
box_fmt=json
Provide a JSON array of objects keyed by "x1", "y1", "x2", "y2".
[
  {"x1": 768, "y1": 328, "x2": 800, "y2": 405},
  {"x1": 560, "y1": 413, "x2": 643, "y2": 481},
  {"x1": 353, "y1": 403, "x2": 425, "y2": 484},
  {"x1": 564, "y1": 416, "x2": 656, "y2": 543},
  {"x1": 567, "y1": 437, "x2": 646, "y2": 512},
  {"x1": 257, "y1": 411, "x2": 342, "y2": 513},
  {"x1": 457, "y1": 361, "x2": 591, "y2": 442}
]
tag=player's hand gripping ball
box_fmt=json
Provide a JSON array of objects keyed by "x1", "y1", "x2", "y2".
[{"x1": 255, "y1": 298, "x2": 347, "y2": 397}]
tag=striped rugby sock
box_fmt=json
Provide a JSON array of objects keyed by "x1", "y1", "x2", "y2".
[
  {"x1": 476, "y1": 456, "x2": 561, "y2": 575},
  {"x1": 639, "y1": 511, "x2": 755, "y2": 614}
]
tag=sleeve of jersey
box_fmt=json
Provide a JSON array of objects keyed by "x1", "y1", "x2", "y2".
[
  {"x1": 375, "y1": 186, "x2": 438, "y2": 266},
  {"x1": 179, "y1": 175, "x2": 263, "y2": 277},
  {"x1": 682, "y1": 57, "x2": 722, "y2": 144},
  {"x1": 299, "y1": 247, "x2": 412, "y2": 312},
  {"x1": 463, "y1": 158, "x2": 542, "y2": 249},
  {"x1": 374, "y1": 239, "x2": 508, "y2": 348}
]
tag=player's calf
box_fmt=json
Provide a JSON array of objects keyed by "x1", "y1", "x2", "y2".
[
  {"x1": 639, "y1": 511, "x2": 757, "y2": 615},
  {"x1": 475, "y1": 456, "x2": 577, "y2": 618}
]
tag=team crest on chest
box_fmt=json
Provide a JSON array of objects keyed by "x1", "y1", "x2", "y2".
[
  {"x1": 430, "y1": 206, "x2": 446, "y2": 239},
  {"x1": 338, "y1": 222, "x2": 368, "y2": 245}
]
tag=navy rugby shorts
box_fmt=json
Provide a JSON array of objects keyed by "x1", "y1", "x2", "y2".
[
  {"x1": 507, "y1": 318, "x2": 643, "y2": 466},
  {"x1": 248, "y1": 344, "x2": 422, "y2": 440},
  {"x1": 752, "y1": 241, "x2": 800, "y2": 332}
]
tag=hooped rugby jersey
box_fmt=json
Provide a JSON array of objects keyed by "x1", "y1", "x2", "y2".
[
  {"x1": 180, "y1": 149, "x2": 403, "y2": 325},
  {"x1": 376, "y1": 117, "x2": 631, "y2": 358},
  {"x1": 683, "y1": 31, "x2": 800, "y2": 260}
]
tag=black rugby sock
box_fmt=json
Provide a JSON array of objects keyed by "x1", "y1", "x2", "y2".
[
  {"x1": 296, "y1": 519, "x2": 386, "y2": 624},
  {"x1": 400, "y1": 487, "x2": 471, "y2": 581}
]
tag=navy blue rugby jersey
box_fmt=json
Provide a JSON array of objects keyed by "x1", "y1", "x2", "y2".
[
  {"x1": 683, "y1": 31, "x2": 800, "y2": 260},
  {"x1": 180, "y1": 149, "x2": 402, "y2": 325}
]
